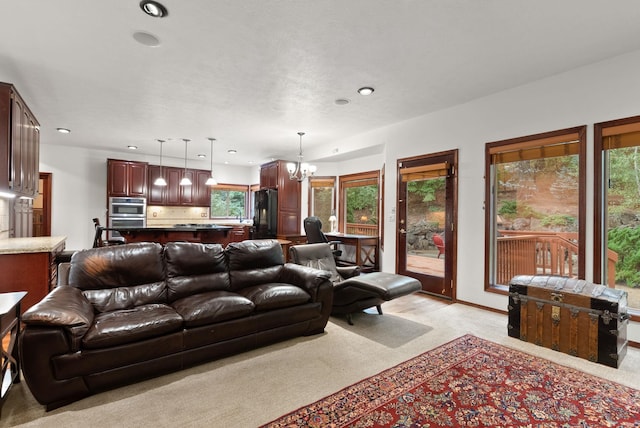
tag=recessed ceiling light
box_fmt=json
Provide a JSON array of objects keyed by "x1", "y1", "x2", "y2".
[
  {"x1": 133, "y1": 31, "x2": 161, "y2": 47},
  {"x1": 228, "y1": 149, "x2": 237, "y2": 154},
  {"x1": 335, "y1": 98, "x2": 350, "y2": 105},
  {"x1": 358, "y1": 87, "x2": 375, "y2": 96},
  {"x1": 56, "y1": 127, "x2": 71, "y2": 134},
  {"x1": 127, "y1": 145, "x2": 138, "y2": 150},
  {"x1": 197, "y1": 154, "x2": 206, "y2": 158},
  {"x1": 140, "y1": 1, "x2": 168, "y2": 18}
]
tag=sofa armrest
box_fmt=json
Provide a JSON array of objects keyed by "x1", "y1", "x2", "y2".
[
  {"x1": 336, "y1": 265, "x2": 360, "y2": 279},
  {"x1": 280, "y1": 263, "x2": 331, "y2": 299},
  {"x1": 57, "y1": 262, "x2": 71, "y2": 286},
  {"x1": 22, "y1": 286, "x2": 94, "y2": 351}
]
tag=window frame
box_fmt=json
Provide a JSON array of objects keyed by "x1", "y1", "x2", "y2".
[
  {"x1": 209, "y1": 183, "x2": 250, "y2": 220},
  {"x1": 484, "y1": 126, "x2": 587, "y2": 293},
  {"x1": 307, "y1": 176, "x2": 336, "y2": 229},
  {"x1": 338, "y1": 170, "x2": 380, "y2": 236},
  {"x1": 594, "y1": 115, "x2": 640, "y2": 321}
]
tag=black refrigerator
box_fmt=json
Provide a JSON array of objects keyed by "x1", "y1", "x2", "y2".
[{"x1": 253, "y1": 189, "x2": 278, "y2": 238}]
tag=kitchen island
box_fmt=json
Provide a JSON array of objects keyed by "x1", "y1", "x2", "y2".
[
  {"x1": 0, "y1": 236, "x2": 67, "y2": 313},
  {"x1": 112, "y1": 224, "x2": 238, "y2": 245}
]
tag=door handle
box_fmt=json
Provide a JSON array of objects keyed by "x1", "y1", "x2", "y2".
[{"x1": 399, "y1": 229, "x2": 406, "y2": 234}]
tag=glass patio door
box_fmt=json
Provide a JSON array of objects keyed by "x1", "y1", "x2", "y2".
[{"x1": 397, "y1": 151, "x2": 457, "y2": 298}]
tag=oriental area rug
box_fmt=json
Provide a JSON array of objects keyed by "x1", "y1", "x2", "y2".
[{"x1": 262, "y1": 334, "x2": 640, "y2": 427}]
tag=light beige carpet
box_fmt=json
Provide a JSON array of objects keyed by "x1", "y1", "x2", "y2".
[{"x1": 4, "y1": 298, "x2": 639, "y2": 427}]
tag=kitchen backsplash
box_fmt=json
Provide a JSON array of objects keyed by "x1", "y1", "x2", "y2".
[{"x1": 146, "y1": 206, "x2": 211, "y2": 226}]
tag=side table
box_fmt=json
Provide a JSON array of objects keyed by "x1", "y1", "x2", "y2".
[{"x1": 0, "y1": 291, "x2": 27, "y2": 418}]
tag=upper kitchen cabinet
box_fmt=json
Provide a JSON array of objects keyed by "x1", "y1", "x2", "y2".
[
  {"x1": 107, "y1": 159, "x2": 148, "y2": 197},
  {"x1": 0, "y1": 83, "x2": 40, "y2": 198},
  {"x1": 194, "y1": 169, "x2": 213, "y2": 207},
  {"x1": 260, "y1": 161, "x2": 278, "y2": 189},
  {"x1": 146, "y1": 166, "x2": 210, "y2": 207}
]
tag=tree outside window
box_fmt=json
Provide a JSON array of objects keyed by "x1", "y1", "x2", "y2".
[
  {"x1": 210, "y1": 184, "x2": 249, "y2": 219},
  {"x1": 485, "y1": 127, "x2": 586, "y2": 290},
  {"x1": 308, "y1": 177, "x2": 336, "y2": 230},
  {"x1": 339, "y1": 171, "x2": 379, "y2": 236},
  {"x1": 595, "y1": 120, "x2": 640, "y2": 316}
]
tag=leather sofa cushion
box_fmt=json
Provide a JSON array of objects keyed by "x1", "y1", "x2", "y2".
[
  {"x1": 229, "y1": 265, "x2": 283, "y2": 291},
  {"x1": 171, "y1": 291, "x2": 255, "y2": 328},
  {"x1": 226, "y1": 240, "x2": 284, "y2": 270},
  {"x1": 82, "y1": 282, "x2": 167, "y2": 313},
  {"x1": 164, "y1": 242, "x2": 230, "y2": 302},
  {"x1": 82, "y1": 304, "x2": 183, "y2": 349},
  {"x1": 69, "y1": 243, "x2": 165, "y2": 290},
  {"x1": 239, "y1": 283, "x2": 311, "y2": 311}
]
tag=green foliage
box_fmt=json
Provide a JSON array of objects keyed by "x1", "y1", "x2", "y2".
[
  {"x1": 498, "y1": 200, "x2": 517, "y2": 217},
  {"x1": 497, "y1": 200, "x2": 541, "y2": 220},
  {"x1": 609, "y1": 146, "x2": 640, "y2": 211},
  {"x1": 540, "y1": 214, "x2": 576, "y2": 228},
  {"x1": 608, "y1": 226, "x2": 640, "y2": 288},
  {"x1": 312, "y1": 187, "x2": 333, "y2": 227},
  {"x1": 407, "y1": 179, "x2": 444, "y2": 203},
  {"x1": 210, "y1": 190, "x2": 246, "y2": 217},
  {"x1": 346, "y1": 185, "x2": 378, "y2": 223}
]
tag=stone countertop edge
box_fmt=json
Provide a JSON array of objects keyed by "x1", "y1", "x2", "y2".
[
  {"x1": 0, "y1": 236, "x2": 67, "y2": 255},
  {"x1": 118, "y1": 225, "x2": 234, "y2": 232}
]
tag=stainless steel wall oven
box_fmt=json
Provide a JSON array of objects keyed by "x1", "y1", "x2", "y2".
[{"x1": 108, "y1": 197, "x2": 146, "y2": 236}]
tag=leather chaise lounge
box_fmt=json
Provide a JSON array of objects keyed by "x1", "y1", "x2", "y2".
[
  {"x1": 289, "y1": 243, "x2": 421, "y2": 324},
  {"x1": 19, "y1": 240, "x2": 333, "y2": 410}
]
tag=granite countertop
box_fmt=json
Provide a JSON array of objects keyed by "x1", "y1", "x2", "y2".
[
  {"x1": 115, "y1": 225, "x2": 234, "y2": 232},
  {"x1": 0, "y1": 236, "x2": 67, "y2": 255}
]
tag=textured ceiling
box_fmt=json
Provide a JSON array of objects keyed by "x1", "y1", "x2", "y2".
[{"x1": 2, "y1": 1, "x2": 640, "y2": 165}]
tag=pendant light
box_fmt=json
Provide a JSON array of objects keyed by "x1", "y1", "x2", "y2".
[
  {"x1": 286, "y1": 132, "x2": 317, "y2": 181},
  {"x1": 153, "y1": 139, "x2": 167, "y2": 186},
  {"x1": 205, "y1": 137, "x2": 218, "y2": 186},
  {"x1": 179, "y1": 139, "x2": 192, "y2": 186}
]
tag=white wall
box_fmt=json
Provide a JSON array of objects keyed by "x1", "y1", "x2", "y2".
[
  {"x1": 39, "y1": 48, "x2": 640, "y2": 342},
  {"x1": 323, "y1": 48, "x2": 640, "y2": 341}
]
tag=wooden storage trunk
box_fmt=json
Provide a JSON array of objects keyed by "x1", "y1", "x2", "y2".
[{"x1": 508, "y1": 275, "x2": 628, "y2": 368}]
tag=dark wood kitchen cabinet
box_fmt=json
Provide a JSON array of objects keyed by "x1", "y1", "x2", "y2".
[
  {"x1": 179, "y1": 169, "x2": 195, "y2": 205},
  {"x1": 260, "y1": 161, "x2": 278, "y2": 189},
  {"x1": 0, "y1": 82, "x2": 40, "y2": 198},
  {"x1": 0, "y1": 236, "x2": 66, "y2": 314},
  {"x1": 194, "y1": 169, "x2": 213, "y2": 206},
  {"x1": 147, "y1": 166, "x2": 211, "y2": 207},
  {"x1": 107, "y1": 159, "x2": 148, "y2": 197},
  {"x1": 147, "y1": 165, "x2": 164, "y2": 205},
  {"x1": 260, "y1": 160, "x2": 301, "y2": 235}
]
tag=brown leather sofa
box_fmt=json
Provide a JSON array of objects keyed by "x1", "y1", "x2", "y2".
[{"x1": 19, "y1": 240, "x2": 333, "y2": 410}]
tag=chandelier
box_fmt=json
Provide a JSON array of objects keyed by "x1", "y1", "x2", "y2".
[{"x1": 287, "y1": 132, "x2": 316, "y2": 181}]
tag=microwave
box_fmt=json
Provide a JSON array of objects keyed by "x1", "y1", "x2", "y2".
[{"x1": 109, "y1": 197, "x2": 146, "y2": 217}]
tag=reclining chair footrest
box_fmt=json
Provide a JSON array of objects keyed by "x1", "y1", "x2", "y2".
[{"x1": 337, "y1": 272, "x2": 421, "y2": 300}]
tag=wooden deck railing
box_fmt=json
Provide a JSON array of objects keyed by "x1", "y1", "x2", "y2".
[
  {"x1": 496, "y1": 231, "x2": 618, "y2": 287},
  {"x1": 345, "y1": 223, "x2": 378, "y2": 236}
]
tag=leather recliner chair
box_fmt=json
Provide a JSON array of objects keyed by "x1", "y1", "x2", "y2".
[{"x1": 289, "y1": 243, "x2": 421, "y2": 325}]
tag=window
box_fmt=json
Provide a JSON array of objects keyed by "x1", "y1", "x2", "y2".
[
  {"x1": 595, "y1": 116, "x2": 640, "y2": 318},
  {"x1": 210, "y1": 184, "x2": 249, "y2": 219},
  {"x1": 484, "y1": 126, "x2": 586, "y2": 291},
  {"x1": 308, "y1": 177, "x2": 336, "y2": 231},
  {"x1": 339, "y1": 171, "x2": 380, "y2": 236}
]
